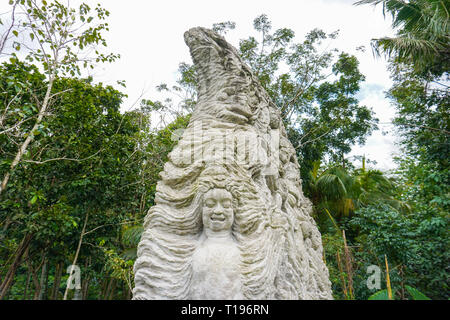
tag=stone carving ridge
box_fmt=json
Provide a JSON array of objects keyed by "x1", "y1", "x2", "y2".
[{"x1": 133, "y1": 27, "x2": 333, "y2": 300}]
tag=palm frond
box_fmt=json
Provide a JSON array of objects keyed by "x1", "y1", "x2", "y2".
[
  {"x1": 354, "y1": 0, "x2": 411, "y2": 19},
  {"x1": 341, "y1": 198, "x2": 356, "y2": 216},
  {"x1": 357, "y1": 0, "x2": 450, "y2": 74},
  {"x1": 366, "y1": 170, "x2": 394, "y2": 190},
  {"x1": 121, "y1": 225, "x2": 144, "y2": 248},
  {"x1": 311, "y1": 160, "x2": 321, "y2": 180},
  {"x1": 373, "y1": 35, "x2": 442, "y2": 60},
  {"x1": 354, "y1": 0, "x2": 387, "y2": 7},
  {"x1": 317, "y1": 173, "x2": 348, "y2": 200}
]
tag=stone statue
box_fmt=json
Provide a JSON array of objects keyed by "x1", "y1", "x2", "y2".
[
  {"x1": 132, "y1": 27, "x2": 333, "y2": 300},
  {"x1": 190, "y1": 167, "x2": 244, "y2": 300}
]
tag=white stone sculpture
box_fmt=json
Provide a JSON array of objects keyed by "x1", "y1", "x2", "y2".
[{"x1": 132, "y1": 27, "x2": 333, "y2": 300}]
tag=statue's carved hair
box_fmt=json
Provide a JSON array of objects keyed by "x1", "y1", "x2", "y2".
[{"x1": 133, "y1": 161, "x2": 277, "y2": 299}]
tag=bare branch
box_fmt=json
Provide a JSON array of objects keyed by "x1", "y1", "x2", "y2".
[
  {"x1": 295, "y1": 128, "x2": 332, "y2": 150},
  {"x1": 0, "y1": 115, "x2": 36, "y2": 135},
  {"x1": 0, "y1": 1, "x2": 17, "y2": 56},
  {"x1": 22, "y1": 149, "x2": 103, "y2": 164},
  {"x1": 49, "y1": 88, "x2": 73, "y2": 99},
  {"x1": 0, "y1": 88, "x2": 23, "y2": 127},
  {"x1": 83, "y1": 219, "x2": 143, "y2": 237}
]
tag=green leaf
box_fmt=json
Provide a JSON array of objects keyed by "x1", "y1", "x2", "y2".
[
  {"x1": 405, "y1": 285, "x2": 431, "y2": 300},
  {"x1": 30, "y1": 195, "x2": 38, "y2": 205},
  {"x1": 368, "y1": 289, "x2": 390, "y2": 300},
  {"x1": 12, "y1": 30, "x2": 18, "y2": 37}
]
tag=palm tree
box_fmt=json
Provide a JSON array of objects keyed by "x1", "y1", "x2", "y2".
[
  {"x1": 355, "y1": 0, "x2": 450, "y2": 75},
  {"x1": 309, "y1": 158, "x2": 409, "y2": 229},
  {"x1": 120, "y1": 225, "x2": 144, "y2": 261},
  {"x1": 352, "y1": 156, "x2": 410, "y2": 212},
  {"x1": 309, "y1": 161, "x2": 356, "y2": 222}
]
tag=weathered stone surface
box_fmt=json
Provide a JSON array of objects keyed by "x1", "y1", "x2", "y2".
[{"x1": 132, "y1": 27, "x2": 333, "y2": 300}]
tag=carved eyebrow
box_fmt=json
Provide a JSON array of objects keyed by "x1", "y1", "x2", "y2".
[{"x1": 221, "y1": 200, "x2": 232, "y2": 208}]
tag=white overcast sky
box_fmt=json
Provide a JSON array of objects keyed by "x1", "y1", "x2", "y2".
[{"x1": 2, "y1": 0, "x2": 402, "y2": 170}]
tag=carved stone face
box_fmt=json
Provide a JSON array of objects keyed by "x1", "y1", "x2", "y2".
[{"x1": 202, "y1": 188, "x2": 234, "y2": 232}]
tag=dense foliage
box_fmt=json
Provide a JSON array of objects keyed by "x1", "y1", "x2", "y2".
[{"x1": 0, "y1": 0, "x2": 447, "y2": 300}]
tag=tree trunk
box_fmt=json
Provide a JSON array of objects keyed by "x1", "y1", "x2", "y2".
[
  {"x1": 81, "y1": 277, "x2": 90, "y2": 300},
  {"x1": 51, "y1": 262, "x2": 62, "y2": 300},
  {"x1": 122, "y1": 282, "x2": 132, "y2": 300},
  {"x1": 30, "y1": 250, "x2": 47, "y2": 300},
  {"x1": 81, "y1": 258, "x2": 91, "y2": 300},
  {"x1": 99, "y1": 278, "x2": 108, "y2": 300},
  {"x1": 103, "y1": 278, "x2": 113, "y2": 300},
  {"x1": 108, "y1": 279, "x2": 116, "y2": 300},
  {"x1": 0, "y1": 233, "x2": 33, "y2": 299},
  {"x1": 38, "y1": 255, "x2": 48, "y2": 300},
  {"x1": 121, "y1": 282, "x2": 127, "y2": 300},
  {"x1": 342, "y1": 230, "x2": 354, "y2": 299},
  {"x1": 28, "y1": 259, "x2": 41, "y2": 300},
  {"x1": 0, "y1": 76, "x2": 54, "y2": 195},
  {"x1": 63, "y1": 211, "x2": 89, "y2": 300},
  {"x1": 24, "y1": 250, "x2": 46, "y2": 300},
  {"x1": 23, "y1": 270, "x2": 31, "y2": 300},
  {"x1": 127, "y1": 286, "x2": 132, "y2": 300}
]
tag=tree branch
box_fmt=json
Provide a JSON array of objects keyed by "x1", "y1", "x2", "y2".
[
  {"x1": 22, "y1": 149, "x2": 103, "y2": 164},
  {"x1": 0, "y1": 1, "x2": 17, "y2": 56}
]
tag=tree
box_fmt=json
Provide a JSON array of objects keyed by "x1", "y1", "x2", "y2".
[
  {"x1": 0, "y1": 60, "x2": 141, "y2": 299},
  {"x1": 347, "y1": 0, "x2": 449, "y2": 300},
  {"x1": 308, "y1": 157, "x2": 404, "y2": 229},
  {"x1": 158, "y1": 15, "x2": 378, "y2": 190},
  {"x1": 383, "y1": 63, "x2": 449, "y2": 300},
  {"x1": 388, "y1": 64, "x2": 449, "y2": 171},
  {"x1": 243, "y1": 17, "x2": 378, "y2": 186},
  {"x1": 349, "y1": 201, "x2": 449, "y2": 299},
  {"x1": 0, "y1": 57, "x2": 193, "y2": 299},
  {"x1": 0, "y1": 0, "x2": 118, "y2": 194},
  {"x1": 355, "y1": 0, "x2": 450, "y2": 76}
]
